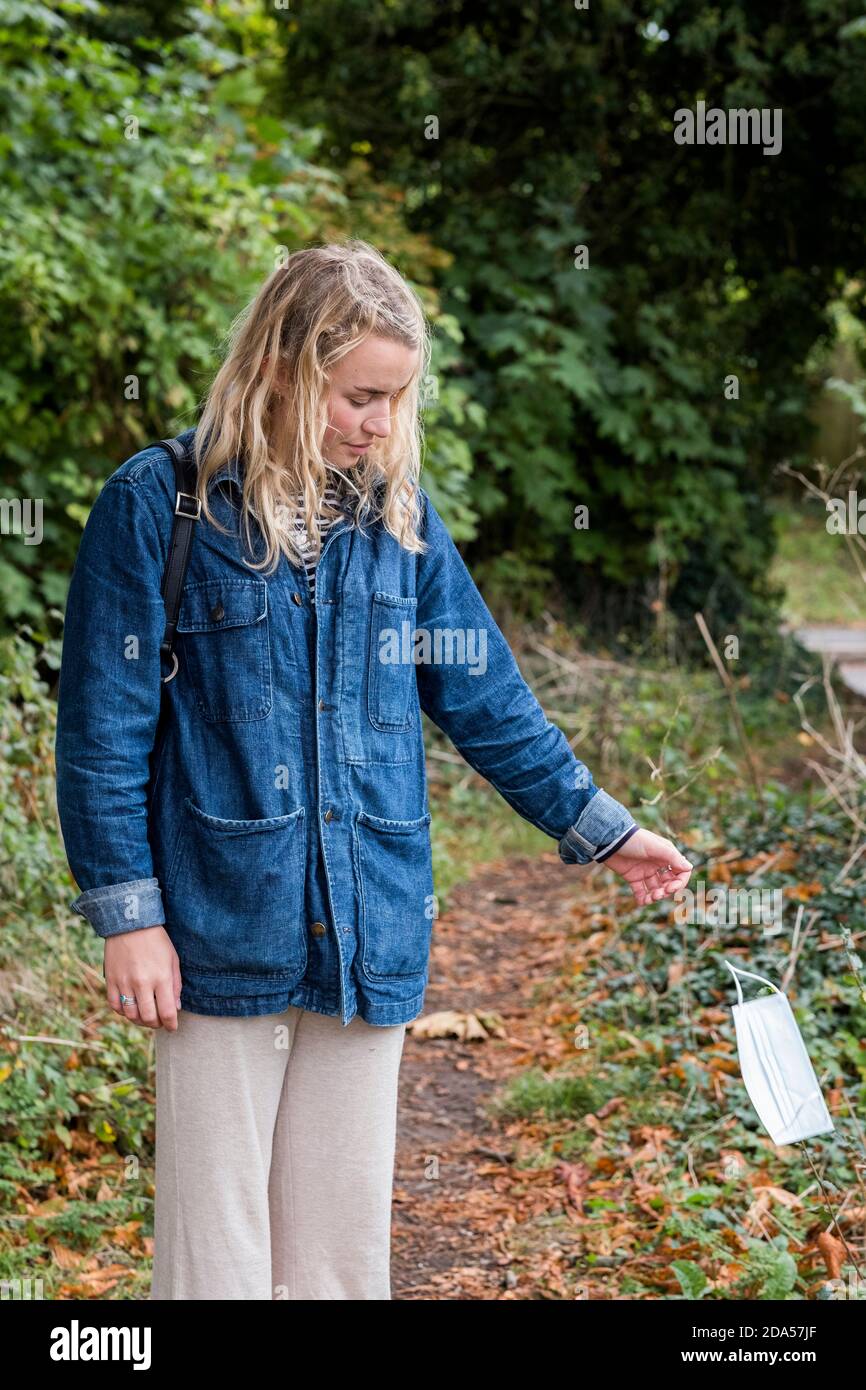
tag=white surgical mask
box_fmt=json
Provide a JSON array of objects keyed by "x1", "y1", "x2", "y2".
[{"x1": 724, "y1": 960, "x2": 834, "y2": 1146}]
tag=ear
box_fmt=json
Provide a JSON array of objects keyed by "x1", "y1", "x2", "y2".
[{"x1": 260, "y1": 353, "x2": 288, "y2": 393}]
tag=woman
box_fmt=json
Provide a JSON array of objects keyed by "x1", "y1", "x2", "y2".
[{"x1": 54, "y1": 239, "x2": 693, "y2": 1300}]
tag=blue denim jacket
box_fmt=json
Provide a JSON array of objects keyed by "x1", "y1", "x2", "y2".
[{"x1": 54, "y1": 427, "x2": 638, "y2": 1026}]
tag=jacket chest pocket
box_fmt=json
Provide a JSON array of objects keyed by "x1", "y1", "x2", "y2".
[
  {"x1": 176, "y1": 578, "x2": 272, "y2": 722},
  {"x1": 367, "y1": 592, "x2": 418, "y2": 731}
]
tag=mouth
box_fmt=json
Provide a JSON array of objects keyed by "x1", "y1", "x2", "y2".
[{"x1": 345, "y1": 442, "x2": 371, "y2": 453}]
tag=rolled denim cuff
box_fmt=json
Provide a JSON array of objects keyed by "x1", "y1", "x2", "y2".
[
  {"x1": 70, "y1": 877, "x2": 165, "y2": 938},
  {"x1": 559, "y1": 788, "x2": 639, "y2": 865},
  {"x1": 594, "y1": 824, "x2": 640, "y2": 862}
]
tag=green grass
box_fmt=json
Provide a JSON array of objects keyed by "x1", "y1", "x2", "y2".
[
  {"x1": 769, "y1": 499, "x2": 866, "y2": 627},
  {"x1": 428, "y1": 768, "x2": 551, "y2": 907}
]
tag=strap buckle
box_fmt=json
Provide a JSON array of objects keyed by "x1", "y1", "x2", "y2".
[
  {"x1": 175, "y1": 491, "x2": 201, "y2": 519},
  {"x1": 161, "y1": 651, "x2": 179, "y2": 684}
]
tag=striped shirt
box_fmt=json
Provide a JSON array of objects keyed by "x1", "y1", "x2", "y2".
[{"x1": 288, "y1": 488, "x2": 353, "y2": 597}]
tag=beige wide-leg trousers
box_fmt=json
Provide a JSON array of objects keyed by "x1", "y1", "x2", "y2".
[{"x1": 150, "y1": 1005, "x2": 407, "y2": 1300}]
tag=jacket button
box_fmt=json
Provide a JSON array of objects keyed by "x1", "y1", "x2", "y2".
[
  {"x1": 323, "y1": 808, "x2": 334, "y2": 823},
  {"x1": 210, "y1": 602, "x2": 225, "y2": 621},
  {"x1": 291, "y1": 591, "x2": 303, "y2": 605},
  {"x1": 318, "y1": 697, "x2": 326, "y2": 711},
  {"x1": 310, "y1": 921, "x2": 327, "y2": 937}
]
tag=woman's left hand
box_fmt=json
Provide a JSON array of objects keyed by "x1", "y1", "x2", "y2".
[{"x1": 600, "y1": 827, "x2": 693, "y2": 906}]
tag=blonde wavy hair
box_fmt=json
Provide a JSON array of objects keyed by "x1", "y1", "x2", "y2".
[{"x1": 190, "y1": 239, "x2": 432, "y2": 574}]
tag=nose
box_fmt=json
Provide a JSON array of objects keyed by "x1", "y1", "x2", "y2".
[{"x1": 363, "y1": 407, "x2": 392, "y2": 439}]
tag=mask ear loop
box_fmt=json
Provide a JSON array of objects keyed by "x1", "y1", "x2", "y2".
[{"x1": 723, "y1": 959, "x2": 781, "y2": 1004}]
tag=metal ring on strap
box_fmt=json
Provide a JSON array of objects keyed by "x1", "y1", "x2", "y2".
[{"x1": 161, "y1": 651, "x2": 179, "y2": 684}]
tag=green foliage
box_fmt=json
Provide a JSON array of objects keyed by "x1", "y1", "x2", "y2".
[
  {"x1": 0, "y1": 0, "x2": 479, "y2": 631},
  {"x1": 0, "y1": 0, "x2": 325, "y2": 622},
  {"x1": 671, "y1": 1259, "x2": 708, "y2": 1299},
  {"x1": 0, "y1": 627, "x2": 156, "y2": 1295},
  {"x1": 280, "y1": 0, "x2": 866, "y2": 644}
]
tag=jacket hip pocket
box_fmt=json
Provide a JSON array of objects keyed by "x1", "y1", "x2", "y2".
[
  {"x1": 176, "y1": 578, "x2": 271, "y2": 722},
  {"x1": 367, "y1": 592, "x2": 418, "y2": 731},
  {"x1": 166, "y1": 798, "x2": 307, "y2": 981},
  {"x1": 354, "y1": 809, "x2": 434, "y2": 980}
]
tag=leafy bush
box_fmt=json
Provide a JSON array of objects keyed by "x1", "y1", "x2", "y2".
[
  {"x1": 0, "y1": 1, "x2": 336, "y2": 627},
  {"x1": 280, "y1": 0, "x2": 866, "y2": 646}
]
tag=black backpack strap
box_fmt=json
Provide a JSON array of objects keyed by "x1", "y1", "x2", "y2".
[{"x1": 157, "y1": 435, "x2": 201, "y2": 684}]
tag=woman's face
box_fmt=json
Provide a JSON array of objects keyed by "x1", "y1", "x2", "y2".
[{"x1": 322, "y1": 335, "x2": 419, "y2": 469}]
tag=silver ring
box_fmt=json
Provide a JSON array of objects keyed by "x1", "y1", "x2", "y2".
[
  {"x1": 161, "y1": 652, "x2": 179, "y2": 684},
  {"x1": 119, "y1": 993, "x2": 137, "y2": 1006}
]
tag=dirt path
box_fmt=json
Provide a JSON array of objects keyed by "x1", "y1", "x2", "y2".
[{"x1": 391, "y1": 850, "x2": 606, "y2": 1301}]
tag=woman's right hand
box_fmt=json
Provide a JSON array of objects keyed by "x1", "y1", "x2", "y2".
[{"x1": 104, "y1": 926, "x2": 183, "y2": 1031}]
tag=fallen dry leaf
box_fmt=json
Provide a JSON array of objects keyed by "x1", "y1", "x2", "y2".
[
  {"x1": 409, "y1": 1009, "x2": 504, "y2": 1041},
  {"x1": 816, "y1": 1231, "x2": 846, "y2": 1281}
]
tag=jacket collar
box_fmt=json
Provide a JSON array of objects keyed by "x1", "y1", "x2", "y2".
[{"x1": 209, "y1": 459, "x2": 244, "y2": 492}]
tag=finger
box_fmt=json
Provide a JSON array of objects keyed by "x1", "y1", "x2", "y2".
[
  {"x1": 651, "y1": 865, "x2": 682, "y2": 896},
  {"x1": 633, "y1": 866, "x2": 671, "y2": 900},
  {"x1": 107, "y1": 982, "x2": 140, "y2": 1019},
  {"x1": 651, "y1": 869, "x2": 693, "y2": 902},
  {"x1": 155, "y1": 977, "x2": 179, "y2": 1032},
  {"x1": 665, "y1": 868, "x2": 693, "y2": 892},
  {"x1": 132, "y1": 985, "x2": 160, "y2": 1029},
  {"x1": 636, "y1": 869, "x2": 674, "y2": 903},
  {"x1": 661, "y1": 845, "x2": 693, "y2": 871},
  {"x1": 171, "y1": 957, "x2": 183, "y2": 1012}
]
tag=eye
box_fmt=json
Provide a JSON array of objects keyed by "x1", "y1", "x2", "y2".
[{"x1": 349, "y1": 392, "x2": 402, "y2": 408}]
